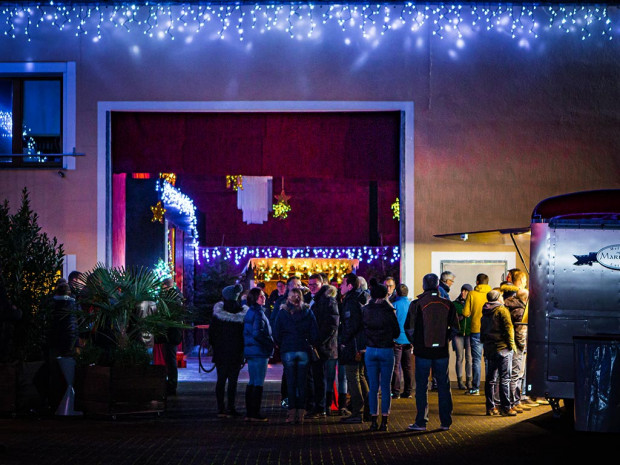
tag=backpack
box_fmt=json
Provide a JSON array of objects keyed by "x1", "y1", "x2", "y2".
[{"x1": 419, "y1": 293, "x2": 451, "y2": 348}]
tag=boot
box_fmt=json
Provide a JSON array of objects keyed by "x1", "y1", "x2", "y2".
[
  {"x1": 466, "y1": 377, "x2": 472, "y2": 390},
  {"x1": 369, "y1": 415, "x2": 379, "y2": 431},
  {"x1": 325, "y1": 391, "x2": 334, "y2": 416},
  {"x1": 379, "y1": 415, "x2": 388, "y2": 431},
  {"x1": 338, "y1": 392, "x2": 350, "y2": 416},
  {"x1": 297, "y1": 409, "x2": 305, "y2": 425},
  {"x1": 244, "y1": 385, "x2": 254, "y2": 421},
  {"x1": 250, "y1": 385, "x2": 268, "y2": 422},
  {"x1": 457, "y1": 378, "x2": 467, "y2": 390},
  {"x1": 286, "y1": 409, "x2": 297, "y2": 423}
]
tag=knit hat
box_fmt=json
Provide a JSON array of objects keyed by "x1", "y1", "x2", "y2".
[
  {"x1": 422, "y1": 273, "x2": 440, "y2": 291},
  {"x1": 487, "y1": 289, "x2": 502, "y2": 302},
  {"x1": 461, "y1": 284, "x2": 473, "y2": 292},
  {"x1": 222, "y1": 284, "x2": 243, "y2": 301},
  {"x1": 370, "y1": 283, "x2": 388, "y2": 300}
]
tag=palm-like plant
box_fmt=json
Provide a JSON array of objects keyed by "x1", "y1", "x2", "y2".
[{"x1": 74, "y1": 264, "x2": 187, "y2": 367}]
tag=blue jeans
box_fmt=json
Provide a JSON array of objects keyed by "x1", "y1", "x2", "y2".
[
  {"x1": 324, "y1": 358, "x2": 337, "y2": 393},
  {"x1": 365, "y1": 347, "x2": 395, "y2": 416},
  {"x1": 337, "y1": 361, "x2": 347, "y2": 394},
  {"x1": 282, "y1": 351, "x2": 310, "y2": 409},
  {"x1": 485, "y1": 349, "x2": 513, "y2": 411},
  {"x1": 247, "y1": 357, "x2": 269, "y2": 387},
  {"x1": 414, "y1": 357, "x2": 453, "y2": 427},
  {"x1": 452, "y1": 335, "x2": 472, "y2": 382},
  {"x1": 470, "y1": 333, "x2": 482, "y2": 390}
]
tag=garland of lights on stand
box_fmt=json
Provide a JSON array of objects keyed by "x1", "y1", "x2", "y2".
[
  {"x1": 201, "y1": 245, "x2": 400, "y2": 266},
  {"x1": 0, "y1": 2, "x2": 614, "y2": 45}
]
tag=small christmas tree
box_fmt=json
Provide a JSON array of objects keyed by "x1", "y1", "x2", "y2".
[{"x1": 0, "y1": 187, "x2": 65, "y2": 362}]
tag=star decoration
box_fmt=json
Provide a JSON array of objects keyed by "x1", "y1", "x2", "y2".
[
  {"x1": 273, "y1": 189, "x2": 292, "y2": 220},
  {"x1": 151, "y1": 201, "x2": 166, "y2": 223},
  {"x1": 274, "y1": 189, "x2": 291, "y2": 204}
]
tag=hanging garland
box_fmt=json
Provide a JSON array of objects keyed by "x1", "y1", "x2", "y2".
[
  {"x1": 391, "y1": 197, "x2": 400, "y2": 221},
  {"x1": 226, "y1": 175, "x2": 244, "y2": 191}
]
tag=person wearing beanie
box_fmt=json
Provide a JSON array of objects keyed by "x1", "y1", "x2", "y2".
[
  {"x1": 452, "y1": 284, "x2": 473, "y2": 390},
  {"x1": 362, "y1": 283, "x2": 400, "y2": 432},
  {"x1": 209, "y1": 283, "x2": 248, "y2": 418},
  {"x1": 461, "y1": 273, "x2": 493, "y2": 396},
  {"x1": 480, "y1": 288, "x2": 517, "y2": 417},
  {"x1": 404, "y1": 273, "x2": 459, "y2": 432}
]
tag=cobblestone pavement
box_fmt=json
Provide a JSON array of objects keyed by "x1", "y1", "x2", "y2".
[{"x1": 0, "y1": 359, "x2": 613, "y2": 465}]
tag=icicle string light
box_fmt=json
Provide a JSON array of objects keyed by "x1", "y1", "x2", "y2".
[
  {"x1": 156, "y1": 177, "x2": 200, "y2": 263},
  {"x1": 1, "y1": 2, "x2": 614, "y2": 44},
  {"x1": 200, "y1": 245, "x2": 401, "y2": 266}
]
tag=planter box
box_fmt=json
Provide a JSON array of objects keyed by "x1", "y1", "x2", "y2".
[
  {"x1": 0, "y1": 362, "x2": 18, "y2": 413},
  {"x1": 75, "y1": 364, "x2": 166, "y2": 417}
]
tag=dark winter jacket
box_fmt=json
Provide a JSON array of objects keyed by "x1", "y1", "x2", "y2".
[
  {"x1": 405, "y1": 290, "x2": 459, "y2": 360},
  {"x1": 209, "y1": 300, "x2": 248, "y2": 366},
  {"x1": 310, "y1": 285, "x2": 340, "y2": 360},
  {"x1": 480, "y1": 302, "x2": 517, "y2": 355},
  {"x1": 338, "y1": 288, "x2": 366, "y2": 365},
  {"x1": 363, "y1": 299, "x2": 400, "y2": 349},
  {"x1": 273, "y1": 302, "x2": 319, "y2": 354},
  {"x1": 243, "y1": 304, "x2": 274, "y2": 359},
  {"x1": 49, "y1": 295, "x2": 78, "y2": 356},
  {"x1": 503, "y1": 295, "x2": 527, "y2": 352}
]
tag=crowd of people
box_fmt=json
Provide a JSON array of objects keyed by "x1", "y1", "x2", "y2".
[{"x1": 208, "y1": 267, "x2": 545, "y2": 431}]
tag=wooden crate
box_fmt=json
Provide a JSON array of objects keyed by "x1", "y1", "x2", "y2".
[{"x1": 75, "y1": 364, "x2": 166, "y2": 417}]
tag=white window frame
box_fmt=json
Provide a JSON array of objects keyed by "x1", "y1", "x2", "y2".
[{"x1": 0, "y1": 62, "x2": 76, "y2": 170}]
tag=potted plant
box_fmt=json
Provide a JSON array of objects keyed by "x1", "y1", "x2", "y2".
[
  {"x1": 0, "y1": 188, "x2": 65, "y2": 414},
  {"x1": 72, "y1": 264, "x2": 187, "y2": 418}
]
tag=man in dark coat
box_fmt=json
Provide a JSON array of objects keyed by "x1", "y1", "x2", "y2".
[
  {"x1": 405, "y1": 273, "x2": 459, "y2": 432},
  {"x1": 338, "y1": 273, "x2": 368, "y2": 423},
  {"x1": 305, "y1": 273, "x2": 339, "y2": 418}
]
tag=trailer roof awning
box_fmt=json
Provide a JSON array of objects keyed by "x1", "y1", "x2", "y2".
[
  {"x1": 434, "y1": 227, "x2": 530, "y2": 245},
  {"x1": 434, "y1": 227, "x2": 531, "y2": 274}
]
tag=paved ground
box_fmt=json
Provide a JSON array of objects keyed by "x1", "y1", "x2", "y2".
[{"x1": 0, "y1": 358, "x2": 615, "y2": 465}]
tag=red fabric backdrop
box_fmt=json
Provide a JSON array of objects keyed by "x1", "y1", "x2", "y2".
[{"x1": 111, "y1": 111, "x2": 401, "y2": 247}]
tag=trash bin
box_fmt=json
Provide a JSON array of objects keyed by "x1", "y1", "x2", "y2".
[{"x1": 573, "y1": 335, "x2": 620, "y2": 432}]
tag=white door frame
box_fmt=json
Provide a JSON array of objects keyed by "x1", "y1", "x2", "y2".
[{"x1": 97, "y1": 101, "x2": 414, "y2": 282}]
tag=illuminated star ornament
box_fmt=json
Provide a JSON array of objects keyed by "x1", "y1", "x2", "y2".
[
  {"x1": 273, "y1": 189, "x2": 292, "y2": 220},
  {"x1": 151, "y1": 201, "x2": 166, "y2": 223},
  {"x1": 391, "y1": 197, "x2": 400, "y2": 221}
]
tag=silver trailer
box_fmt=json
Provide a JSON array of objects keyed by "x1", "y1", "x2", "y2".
[{"x1": 526, "y1": 189, "x2": 620, "y2": 416}]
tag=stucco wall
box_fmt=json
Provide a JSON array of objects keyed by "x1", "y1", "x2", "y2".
[{"x1": 0, "y1": 5, "x2": 618, "y2": 293}]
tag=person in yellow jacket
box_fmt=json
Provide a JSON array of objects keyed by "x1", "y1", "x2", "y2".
[{"x1": 461, "y1": 273, "x2": 492, "y2": 395}]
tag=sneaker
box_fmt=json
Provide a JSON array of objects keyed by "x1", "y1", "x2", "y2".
[
  {"x1": 439, "y1": 425, "x2": 450, "y2": 431},
  {"x1": 523, "y1": 401, "x2": 540, "y2": 408},
  {"x1": 536, "y1": 399, "x2": 550, "y2": 405},
  {"x1": 513, "y1": 405, "x2": 524, "y2": 414},
  {"x1": 391, "y1": 392, "x2": 400, "y2": 399},
  {"x1": 465, "y1": 389, "x2": 480, "y2": 396},
  {"x1": 516, "y1": 403, "x2": 531, "y2": 411},
  {"x1": 499, "y1": 408, "x2": 517, "y2": 417},
  {"x1": 486, "y1": 408, "x2": 499, "y2": 416},
  {"x1": 408, "y1": 423, "x2": 427, "y2": 431},
  {"x1": 340, "y1": 415, "x2": 363, "y2": 424},
  {"x1": 217, "y1": 411, "x2": 231, "y2": 418},
  {"x1": 281, "y1": 398, "x2": 289, "y2": 408},
  {"x1": 400, "y1": 393, "x2": 413, "y2": 399}
]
